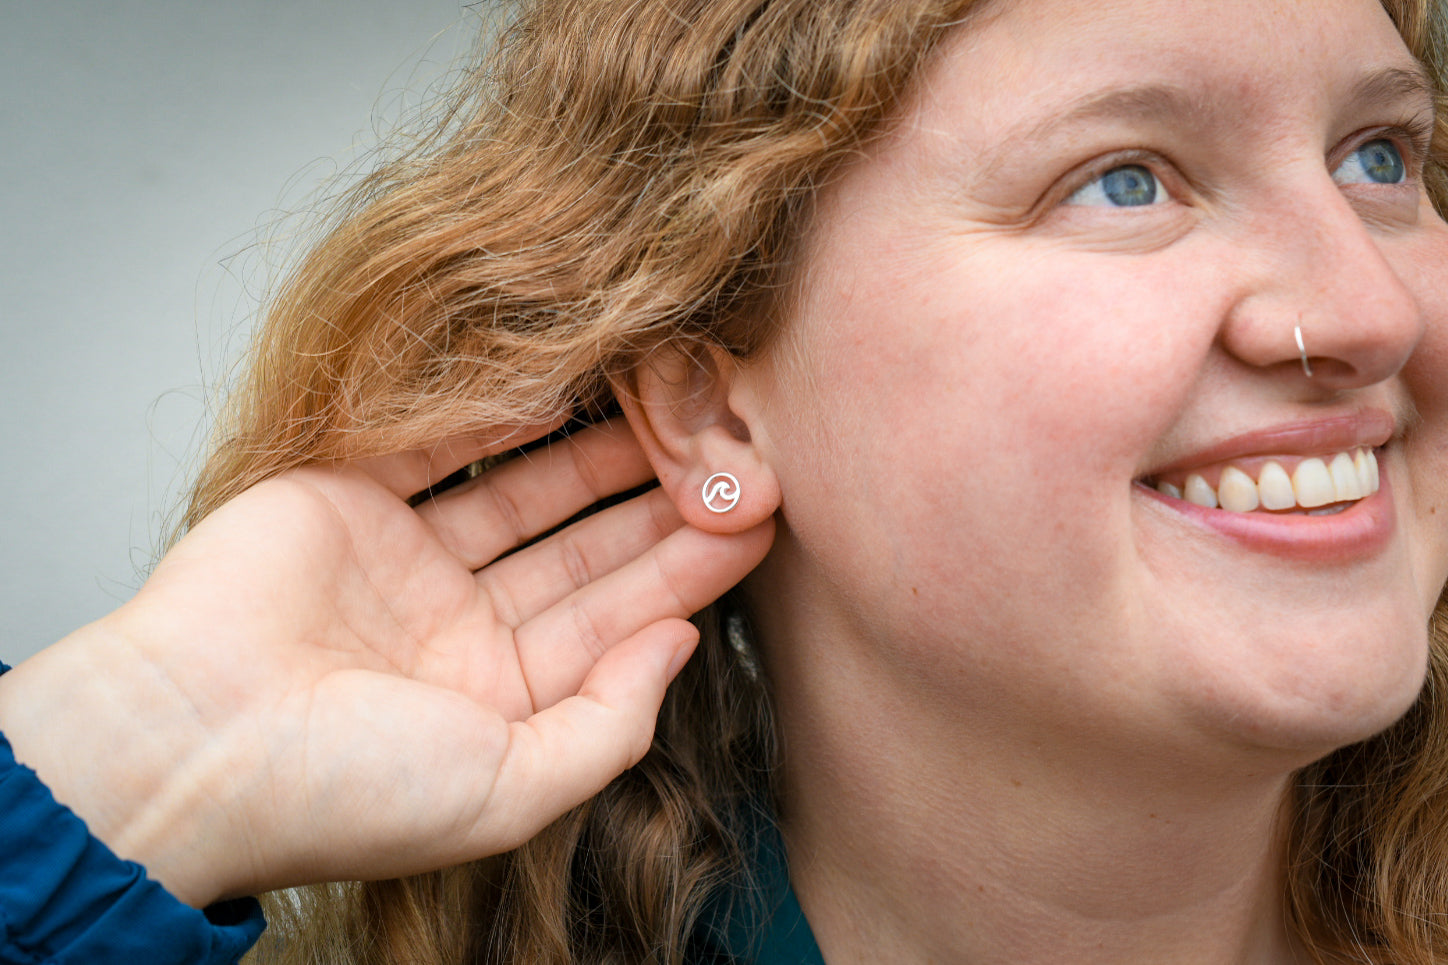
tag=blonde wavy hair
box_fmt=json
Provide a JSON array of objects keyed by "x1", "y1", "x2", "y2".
[{"x1": 180, "y1": 0, "x2": 1448, "y2": 962}]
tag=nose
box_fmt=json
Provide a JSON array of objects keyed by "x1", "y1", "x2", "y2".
[{"x1": 1219, "y1": 172, "x2": 1424, "y2": 392}]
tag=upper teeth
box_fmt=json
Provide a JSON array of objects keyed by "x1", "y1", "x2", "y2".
[{"x1": 1155, "y1": 449, "x2": 1379, "y2": 513}]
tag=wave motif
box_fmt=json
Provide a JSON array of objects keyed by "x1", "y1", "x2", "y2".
[{"x1": 702, "y1": 472, "x2": 741, "y2": 513}]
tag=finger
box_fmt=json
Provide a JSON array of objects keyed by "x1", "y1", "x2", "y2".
[
  {"x1": 476, "y1": 487, "x2": 683, "y2": 627},
  {"x1": 260, "y1": 625, "x2": 689, "y2": 888},
  {"x1": 511, "y1": 517, "x2": 775, "y2": 709},
  {"x1": 472, "y1": 619, "x2": 698, "y2": 855},
  {"x1": 353, "y1": 415, "x2": 568, "y2": 498},
  {"x1": 415, "y1": 420, "x2": 656, "y2": 569}
]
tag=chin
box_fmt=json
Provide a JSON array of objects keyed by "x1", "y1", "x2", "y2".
[{"x1": 1194, "y1": 627, "x2": 1432, "y2": 764}]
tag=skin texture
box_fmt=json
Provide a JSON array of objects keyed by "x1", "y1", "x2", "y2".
[
  {"x1": 0, "y1": 1, "x2": 1443, "y2": 961},
  {"x1": 627, "y1": 0, "x2": 1448, "y2": 961}
]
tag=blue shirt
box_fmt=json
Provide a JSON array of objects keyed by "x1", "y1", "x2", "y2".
[
  {"x1": 0, "y1": 663, "x2": 265, "y2": 963},
  {"x1": 0, "y1": 662, "x2": 825, "y2": 963}
]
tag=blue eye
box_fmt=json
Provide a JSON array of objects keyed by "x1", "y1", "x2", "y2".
[
  {"x1": 1334, "y1": 139, "x2": 1406, "y2": 185},
  {"x1": 1066, "y1": 164, "x2": 1163, "y2": 207}
]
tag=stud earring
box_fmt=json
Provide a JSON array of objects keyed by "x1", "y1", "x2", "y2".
[
  {"x1": 702, "y1": 472, "x2": 741, "y2": 513},
  {"x1": 1294, "y1": 324, "x2": 1313, "y2": 378}
]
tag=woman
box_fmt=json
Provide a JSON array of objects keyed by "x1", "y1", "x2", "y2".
[{"x1": 3, "y1": 0, "x2": 1447, "y2": 961}]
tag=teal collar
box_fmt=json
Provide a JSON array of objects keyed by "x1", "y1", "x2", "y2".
[{"x1": 694, "y1": 809, "x2": 827, "y2": 965}]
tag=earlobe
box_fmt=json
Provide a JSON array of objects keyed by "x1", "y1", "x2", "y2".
[{"x1": 615, "y1": 344, "x2": 780, "y2": 534}]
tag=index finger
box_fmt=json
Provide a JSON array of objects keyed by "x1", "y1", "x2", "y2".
[
  {"x1": 352, "y1": 415, "x2": 569, "y2": 499},
  {"x1": 415, "y1": 420, "x2": 657, "y2": 569}
]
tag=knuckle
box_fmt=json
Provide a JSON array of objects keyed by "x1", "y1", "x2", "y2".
[
  {"x1": 644, "y1": 490, "x2": 677, "y2": 540},
  {"x1": 568, "y1": 438, "x2": 609, "y2": 499},
  {"x1": 568, "y1": 600, "x2": 609, "y2": 661},
  {"x1": 558, "y1": 537, "x2": 593, "y2": 591},
  {"x1": 478, "y1": 577, "x2": 523, "y2": 629},
  {"x1": 653, "y1": 552, "x2": 694, "y2": 617},
  {"x1": 623, "y1": 715, "x2": 658, "y2": 767},
  {"x1": 485, "y1": 481, "x2": 530, "y2": 548}
]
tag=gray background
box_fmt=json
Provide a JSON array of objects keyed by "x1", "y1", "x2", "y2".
[{"x1": 2, "y1": 1, "x2": 476, "y2": 663}]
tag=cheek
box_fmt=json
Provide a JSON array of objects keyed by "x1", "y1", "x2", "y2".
[
  {"x1": 1396, "y1": 221, "x2": 1448, "y2": 602},
  {"x1": 767, "y1": 245, "x2": 1212, "y2": 614},
  {"x1": 799, "y1": 245, "x2": 1203, "y2": 490}
]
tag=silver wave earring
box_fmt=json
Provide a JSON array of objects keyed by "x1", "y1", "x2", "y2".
[
  {"x1": 1294, "y1": 324, "x2": 1314, "y2": 378},
  {"x1": 702, "y1": 472, "x2": 741, "y2": 513}
]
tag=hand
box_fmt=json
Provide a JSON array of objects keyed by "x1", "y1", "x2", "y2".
[{"x1": 0, "y1": 420, "x2": 773, "y2": 907}]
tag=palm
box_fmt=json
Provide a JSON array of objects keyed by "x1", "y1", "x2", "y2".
[{"x1": 208, "y1": 471, "x2": 536, "y2": 712}]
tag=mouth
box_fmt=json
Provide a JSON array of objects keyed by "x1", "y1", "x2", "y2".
[
  {"x1": 1139, "y1": 447, "x2": 1381, "y2": 517},
  {"x1": 1132, "y1": 411, "x2": 1398, "y2": 561}
]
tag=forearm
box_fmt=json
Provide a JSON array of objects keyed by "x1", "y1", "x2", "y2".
[
  {"x1": 0, "y1": 663, "x2": 266, "y2": 963},
  {"x1": 0, "y1": 620, "x2": 238, "y2": 909}
]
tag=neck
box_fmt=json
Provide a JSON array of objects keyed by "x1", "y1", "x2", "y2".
[
  {"x1": 779, "y1": 730, "x2": 1302, "y2": 964},
  {"x1": 751, "y1": 586, "x2": 1311, "y2": 964}
]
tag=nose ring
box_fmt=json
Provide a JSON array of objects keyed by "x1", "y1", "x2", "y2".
[
  {"x1": 1294, "y1": 324, "x2": 1313, "y2": 378},
  {"x1": 702, "y1": 472, "x2": 741, "y2": 513}
]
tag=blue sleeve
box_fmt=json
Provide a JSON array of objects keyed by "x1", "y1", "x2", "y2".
[{"x1": 0, "y1": 662, "x2": 266, "y2": 964}]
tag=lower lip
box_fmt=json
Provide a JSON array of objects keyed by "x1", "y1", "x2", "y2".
[{"x1": 1136, "y1": 465, "x2": 1397, "y2": 563}]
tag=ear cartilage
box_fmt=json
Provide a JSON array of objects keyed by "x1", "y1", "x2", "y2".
[{"x1": 702, "y1": 472, "x2": 742, "y2": 513}]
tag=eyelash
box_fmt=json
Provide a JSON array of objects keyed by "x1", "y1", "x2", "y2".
[
  {"x1": 1335, "y1": 117, "x2": 1433, "y2": 183},
  {"x1": 1057, "y1": 115, "x2": 1434, "y2": 211},
  {"x1": 1060, "y1": 149, "x2": 1177, "y2": 209},
  {"x1": 1379, "y1": 113, "x2": 1436, "y2": 167}
]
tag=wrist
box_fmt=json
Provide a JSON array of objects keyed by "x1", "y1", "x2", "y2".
[{"x1": 0, "y1": 616, "x2": 241, "y2": 907}]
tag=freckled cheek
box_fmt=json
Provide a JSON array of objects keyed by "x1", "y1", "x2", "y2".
[
  {"x1": 1399, "y1": 227, "x2": 1448, "y2": 410},
  {"x1": 803, "y1": 292, "x2": 1164, "y2": 529},
  {"x1": 784, "y1": 226, "x2": 1209, "y2": 515},
  {"x1": 1396, "y1": 230, "x2": 1448, "y2": 585},
  {"x1": 772, "y1": 272, "x2": 1196, "y2": 628}
]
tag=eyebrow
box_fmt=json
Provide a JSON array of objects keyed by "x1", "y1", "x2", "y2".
[
  {"x1": 1012, "y1": 83, "x2": 1215, "y2": 143},
  {"x1": 965, "y1": 63, "x2": 1438, "y2": 185},
  {"x1": 1346, "y1": 64, "x2": 1438, "y2": 115}
]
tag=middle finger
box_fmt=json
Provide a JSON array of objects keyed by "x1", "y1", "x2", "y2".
[{"x1": 414, "y1": 420, "x2": 656, "y2": 569}]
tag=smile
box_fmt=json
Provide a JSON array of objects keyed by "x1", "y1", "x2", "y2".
[{"x1": 1144, "y1": 448, "x2": 1380, "y2": 515}]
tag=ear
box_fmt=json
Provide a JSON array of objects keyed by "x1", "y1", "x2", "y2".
[{"x1": 615, "y1": 344, "x2": 780, "y2": 533}]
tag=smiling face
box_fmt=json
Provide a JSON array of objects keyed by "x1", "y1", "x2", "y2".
[{"x1": 740, "y1": 0, "x2": 1448, "y2": 762}]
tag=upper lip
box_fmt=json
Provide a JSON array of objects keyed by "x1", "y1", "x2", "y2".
[{"x1": 1139, "y1": 408, "x2": 1396, "y2": 481}]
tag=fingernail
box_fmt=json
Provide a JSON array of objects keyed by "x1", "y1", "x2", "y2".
[{"x1": 666, "y1": 633, "x2": 698, "y2": 679}]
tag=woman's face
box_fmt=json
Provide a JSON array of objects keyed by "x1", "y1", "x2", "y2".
[{"x1": 743, "y1": 0, "x2": 1448, "y2": 759}]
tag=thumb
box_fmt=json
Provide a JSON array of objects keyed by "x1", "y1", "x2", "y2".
[{"x1": 472, "y1": 618, "x2": 699, "y2": 852}]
